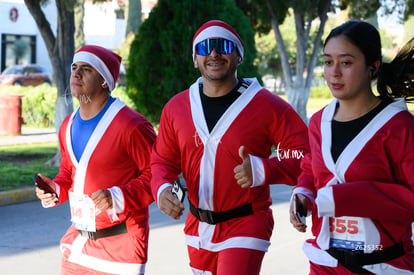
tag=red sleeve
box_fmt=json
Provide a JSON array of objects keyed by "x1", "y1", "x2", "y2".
[
  {"x1": 295, "y1": 153, "x2": 317, "y2": 195},
  {"x1": 294, "y1": 112, "x2": 323, "y2": 198},
  {"x1": 52, "y1": 117, "x2": 75, "y2": 204},
  {"x1": 119, "y1": 119, "x2": 157, "y2": 211},
  {"x1": 150, "y1": 102, "x2": 182, "y2": 203},
  {"x1": 262, "y1": 101, "x2": 310, "y2": 186}
]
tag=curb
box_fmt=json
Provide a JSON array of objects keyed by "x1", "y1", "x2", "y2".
[
  {"x1": 0, "y1": 186, "x2": 37, "y2": 206},
  {"x1": 0, "y1": 127, "x2": 57, "y2": 207}
]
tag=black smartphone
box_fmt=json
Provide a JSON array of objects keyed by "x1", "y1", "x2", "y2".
[
  {"x1": 34, "y1": 174, "x2": 58, "y2": 201},
  {"x1": 171, "y1": 180, "x2": 186, "y2": 203},
  {"x1": 293, "y1": 194, "x2": 306, "y2": 225}
]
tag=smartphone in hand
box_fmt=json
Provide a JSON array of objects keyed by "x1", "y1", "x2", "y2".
[
  {"x1": 172, "y1": 180, "x2": 186, "y2": 203},
  {"x1": 34, "y1": 174, "x2": 58, "y2": 202},
  {"x1": 293, "y1": 194, "x2": 306, "y2": 225}
]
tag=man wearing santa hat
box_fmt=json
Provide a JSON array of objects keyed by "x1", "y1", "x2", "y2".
[
  {"x1": 151, "y1": 20, "x2": 309, "y2": 274},
  {"x1": 35, "y1": 45, "x2": 156, "y2": 274}
]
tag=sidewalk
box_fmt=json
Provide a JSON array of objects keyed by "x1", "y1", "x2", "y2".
[
  {"x1": 0, "y1": 127, "x2": 57, "y2": 146},
  {"x1": 0, "y1": 127, "x2": 58, "y2": 206}
]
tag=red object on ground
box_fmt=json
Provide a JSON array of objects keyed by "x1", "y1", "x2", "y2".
[{"x1": 0, "y1": 94, "x2": 24, "y2": 136}]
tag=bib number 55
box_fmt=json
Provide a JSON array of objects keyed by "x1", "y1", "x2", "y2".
[{"x1": 329, "y1": 217, "x2": 359, "y2": 234}]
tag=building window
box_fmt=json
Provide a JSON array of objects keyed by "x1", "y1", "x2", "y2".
[{"x1": 1, "y1": 34, "x2": 36, "y2": 72}]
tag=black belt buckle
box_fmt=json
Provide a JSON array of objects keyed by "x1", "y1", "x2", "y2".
[
  {"x1": 87, "y1": 231, "x2": 96, "y2": 241},
  {"x1": 198, "y1": 208, "x2": 215, "y2": 225},
  {"x1": 79, "y1": 230, "x2": 96, "y2": 241}
]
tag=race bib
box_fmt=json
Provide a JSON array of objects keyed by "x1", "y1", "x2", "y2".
[
  {"x1": 329, "y1": 216, "x2": 382, "y2": 252},
  {"x1": 69, "y1": 191, "x2": 96, "y2": 232}
]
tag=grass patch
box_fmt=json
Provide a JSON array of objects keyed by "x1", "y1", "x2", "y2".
[
  {"x1": 408, "y1": 102, "x2": 414, "y2": 113},
  {"x1": 306, "y1": 98, "x2": 332, "y2": 111},
  {"x1": 0, "y1": 142, "x2": 59, "y2": 191},
  {"x1": 279, "y1": 95, "x2": 332, "y2": 112}
]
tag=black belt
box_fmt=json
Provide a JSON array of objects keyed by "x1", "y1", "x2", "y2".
[
  {"x1": 189, "y1": 201, "x2": 253, "y2": 225},
  {"x1": 78, "y1": 222, "x2": 127, "y2": 241},
  {"x1": 327, "y1": 242, "x2": 404, "y2": 274}
]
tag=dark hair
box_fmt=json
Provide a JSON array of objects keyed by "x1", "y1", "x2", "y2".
[
  {"x1": 377, "y1": 37, "x2": 414, "y2": 101},
  {"x1": 324, "y1": 20, "x2": 414, "y2": 101}
]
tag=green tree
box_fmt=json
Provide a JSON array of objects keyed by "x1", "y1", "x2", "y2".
[
  {"x1": 24, "y1": 0, "x2": 75, "y2": 166},
  {"x1": 235, "y1": 0, "x2": 333, "y2": 122},
  {"x1": 127, "y1": 0, "x2": 259, "y2": 123},
  {"x1": 74, "y1": 0, "x2": 85, "y2": 50},
  {"x1": 125, "y1": 0, "x2": 142, "y2": 36},
  {"x1": 236, "y1": 0, "x2": 412, "y2": 122},
  {"x1": 255, "y1": 15, "x2": 296, "y2": 79}
]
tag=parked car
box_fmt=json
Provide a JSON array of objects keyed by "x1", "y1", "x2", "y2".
[{"x1": 0, "y1": 64, "x2": 52, "y2": 86}]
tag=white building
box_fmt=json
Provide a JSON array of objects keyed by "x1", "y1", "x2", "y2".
[
  {"x1": 83, "y1": 0, "x2": 126, "y2": 50},
  {"x1": 0, "y1": 0, "x2": 157, "y2": 75},
  {"x1": 0, "y1": 0, "x2": 56, "y2": 73}
]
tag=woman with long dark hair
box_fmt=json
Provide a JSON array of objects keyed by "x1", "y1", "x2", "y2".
[{"x1": 290, "y1": 20, "x2": 414, "y2": 274}]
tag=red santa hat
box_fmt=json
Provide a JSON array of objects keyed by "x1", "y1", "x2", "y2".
[
  {"x1": 72, "y1": 45, "x2": 122, "y2": 92},
  {"x1": 192, "y1": 20, "x2": 244, "y2": 61}
]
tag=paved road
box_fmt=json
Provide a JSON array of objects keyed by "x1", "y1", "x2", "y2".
[{"x1": 0, "y1": 184, "x2": 312, "y2": 275}]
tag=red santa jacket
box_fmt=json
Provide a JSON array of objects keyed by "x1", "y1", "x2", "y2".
[
  {"x1": 151, "y1": 78, "x2": 309, "y2": 253},
  {"x1": 294, "y1": 98, "x2": 414, "y2": 274},
  {"x1": 54, "y1": 98, "x2": 156, "y2": 274}
]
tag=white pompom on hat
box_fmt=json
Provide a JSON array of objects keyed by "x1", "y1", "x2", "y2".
[
  {"x1": 72, "y1": 45, "x2": 122, "y2": 92},
  {"x1": 192, "y1": 20, "x2": 244, "y2": 62}
]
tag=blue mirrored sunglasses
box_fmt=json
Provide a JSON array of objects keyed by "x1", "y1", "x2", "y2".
[{"x1": 195, "y1": 38, "x2": 235, "y2": 56}]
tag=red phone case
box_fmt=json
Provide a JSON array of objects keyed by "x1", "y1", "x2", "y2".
[{"x1": 34, "y1": 174, "x2": 57, "y2": 198}]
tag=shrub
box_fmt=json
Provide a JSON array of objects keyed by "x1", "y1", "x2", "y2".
[
  {"x1": 0, "y1": 84, "x2": 134, "y2": 128},
  {"x1": 0, "y1": 84, "x2": 56, "y2": 127},
  {"x1": 23, "y1": 85, "x2": 57, "y2": 127},
  {"x1": 309, "y1": 84, "x2": 332, "y2": 99},
  {"x1": 112, "y1": 86, "x2": 136, "y2": 109}
]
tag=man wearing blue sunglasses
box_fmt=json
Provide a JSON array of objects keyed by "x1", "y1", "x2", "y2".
[{"x1": 151, "y1": 20, "x2": 309, "y2": 275}]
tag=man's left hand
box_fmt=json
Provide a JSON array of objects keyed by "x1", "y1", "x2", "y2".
[
  {"x1": 234, "y1": 146, "x2": 253, "y2": 188},
  {"x1": 91, "y1": 189, "x2": 113, "y2": 212}
]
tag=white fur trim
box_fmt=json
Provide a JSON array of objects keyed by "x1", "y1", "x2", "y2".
[
  {"x1": 250, "y1": 155, "x2": 265, "y2": 187},
  {"x1": 67, "y1": 235, "x2": 145, "y2": 274},
  {"x1": 315, "y1": 186, "x2": 335, "y2": 217},
  {"x1": 73, "y1": 51, "x2": 115, "y2": 91}
]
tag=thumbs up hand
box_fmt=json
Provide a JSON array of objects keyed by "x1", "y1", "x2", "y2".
[{"x1": 233, "y1": 146, "x2": 253, "y2": 189}]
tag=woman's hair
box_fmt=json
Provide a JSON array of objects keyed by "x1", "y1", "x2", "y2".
[
  {"x1": 324, "y1": 19, "x2": 414, "y2": 101},
  {"x1": 377, "y1": 37, "x2": 414, "y2": 101}
]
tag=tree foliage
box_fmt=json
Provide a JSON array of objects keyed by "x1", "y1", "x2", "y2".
[
  {"x1": 339, "y1": 0, "x2": 380, "y2": 19},
  {"x1": 254, "y1": 15, "x2": 297, "y2": 76},
  {"x1": 74, "y1": 0, "x2": 85, "y2": 50},
  {"x1": 127, "y1": 0, "x2": 259, "y2": 123},
  {"x1": 125, "y1": 0, "x2": 142, "y2": 35},
  {"x1": 234, "y1": 0, "x2": 332, "y2": 122},
  {"x1": 235, "y1": 0, "x2": 413, "y2": 122}
]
